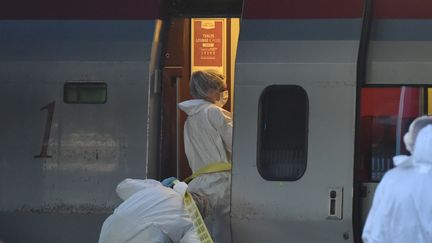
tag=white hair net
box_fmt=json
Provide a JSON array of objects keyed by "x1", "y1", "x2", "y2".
[
  {"x1": 190, "y1": 70, "x2": 225, "y2": 99},
  {"x1": 403, "y1": 116, "x2": 432, "y2": 153}
]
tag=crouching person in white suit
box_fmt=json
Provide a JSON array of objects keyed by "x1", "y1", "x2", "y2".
[{"x1": 98, "y1": 179, "x2": 208, "y2": 243}]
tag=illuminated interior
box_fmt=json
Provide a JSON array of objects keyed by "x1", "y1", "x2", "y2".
[
  {"x1": 357, "y1": 87, "x2": 429, "y2": 182},
  {"x1": 429, "y1": 88, "x2": 432, "y2": 115},
  {"x1": 191, "y1": 18, "x2": 240, "y2": 111}
]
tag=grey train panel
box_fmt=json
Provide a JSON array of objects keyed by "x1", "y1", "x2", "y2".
[
  {"x1": 0, "y1": 213, "x2": 108, "y2": 243},
  {"x1": 231, "y1": 19, "x2": 360, "y2": 243},
  {"x1": 0, "y1": 21, "x2": 154, "y2": 243},
  {"x1": 367, "y1": 41, "x2": 432, "y2": 84},
  {"x1": 367, "y1": 20, "x2": 432, "y2": 84},
  {"x1": 146, "y1": 20, "x2": 166, "y2": 180}
]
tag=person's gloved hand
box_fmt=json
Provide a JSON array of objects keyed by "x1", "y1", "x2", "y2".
[{"x1": 161, "y1": 177, "x2": 177, "y2": 188}]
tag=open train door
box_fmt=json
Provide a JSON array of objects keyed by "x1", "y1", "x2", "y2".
[
  {"x1": 353, "y1": 0, "x2": 432, "y2": 241},
  {"x1": 0, "y1": 1, "x2": 162, "y2": 242},
  {"x1": 231, "y1": 0, "x2": 364, "y2": 242},
  {"x1": 157, "y1": 1, "x2": 242, "y2": 181}
]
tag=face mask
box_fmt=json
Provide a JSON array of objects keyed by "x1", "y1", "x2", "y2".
[{"x1": 215, "y1": 90, "x2": 229, "y2": 108}]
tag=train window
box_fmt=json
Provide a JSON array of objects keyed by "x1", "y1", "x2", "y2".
[
  {"x1": 357, "y1": 86, "x2": 431, "y2": 182},
  {"x1": 64, "y1": 82, "x2": 107, "y2": 104},
  {"x1": 257, "y1": 85, "x2": 309, "y2": 181}
]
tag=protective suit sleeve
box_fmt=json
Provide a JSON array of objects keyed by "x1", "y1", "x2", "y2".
[
  {"x1": 207, "y1": 106, "x2": 233, "y2": 153},
  {"x1": 362, "y1": 178, "x2": 390, "y2": 243}
]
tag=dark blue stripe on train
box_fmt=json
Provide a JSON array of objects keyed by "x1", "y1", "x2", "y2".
[
  {"x1": 239, "y1": 20, "x2": 362, "y2": 41},
  {"x1": 372, "y1": 20, "x2": 432, "y2": 41},
  {"x1": 240, "y1": 19, "x2": 432, "y2": 41},
  {"x1": 0, "y1": 21, "x2": 155, "y2": 61}
]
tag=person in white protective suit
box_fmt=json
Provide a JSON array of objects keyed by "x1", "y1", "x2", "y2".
[
  {"x1": 178, "y1": 70, "x2": 232, "y2": 243},
  {"x1": 362, "y1": 116, "x2": 432, "y2": 243},
  {"x1": 98, "y1": 178, "x2": 208, "y2": 243}
]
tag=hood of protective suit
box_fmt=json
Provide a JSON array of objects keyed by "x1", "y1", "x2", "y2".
[
  {"x1": 412, "y1": 124, "x2": 432, "y2": 165},
  {"x1": 178, "y1": 99, "x2": 212, "y2": 116},
  {"x1": 393, "y1": 124, "x2": 432, "y2": 169},
  {"x1": 403, "y1": 116, "x2": 432, "y2": 153},
  {"x1": 116, "y1": 179, "x2": 161, "y2": 201}
]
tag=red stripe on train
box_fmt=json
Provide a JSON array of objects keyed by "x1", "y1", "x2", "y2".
[
  {"x1": 1, "y1": 0, "x2": 158, "y2": 20},
  {"x1": 4, "y1": 0, "x2": 431, "y2": 20},
  {"x1": 374, "y1": 0, "x2": 432, "y2": 19},
  {"x1": 243, "y1": 0, "x2": 432, "y2": 19}
]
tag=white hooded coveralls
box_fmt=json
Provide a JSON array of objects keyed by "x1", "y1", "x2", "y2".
[
  {"x1": 98, "y1": 179, "x2": 199, "y2": 243},
  {"x1": 362, "y1": 125, "x2": 432, "y2": 243},
  {"x1": 178, "y1": 99, "x2": 232, "y2": 243}
]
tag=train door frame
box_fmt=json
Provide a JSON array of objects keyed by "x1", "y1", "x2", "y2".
[
  {"x1": 159, "y1": 18, "x2": 192, "y2": 180},
  {"x1": 353, "y1": 0, "x2": 432, "y2": 240},
  {"x1": 158, "y1": 16, "x2": 239, "y2": 180}
]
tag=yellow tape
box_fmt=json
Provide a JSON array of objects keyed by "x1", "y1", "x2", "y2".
[
  {"x1": 184, "y1": 192, "x2": 214, "y2": 243},
  {"x1": 179, "y1": 162, "x2": 231, "y2": 242},
  {"x1": 184, "y1": 162, "x2": 231, "y2": 183}
]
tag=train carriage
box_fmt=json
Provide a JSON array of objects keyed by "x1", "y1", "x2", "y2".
[{"x1": 1, "y1": 0, "x2": 432, "y2": 242}]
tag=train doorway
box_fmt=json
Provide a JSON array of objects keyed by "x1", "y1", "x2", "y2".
[{"x1": 159, "y1": 16, "x2": 240, "y2": 180}]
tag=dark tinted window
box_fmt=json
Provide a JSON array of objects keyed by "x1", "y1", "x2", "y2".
[
  {"x1": 64, "y1": 82, "x2": 107, "y2": 104},
  {"x1": 257, "y1": 85, "x2": 309, "y2": 181}
]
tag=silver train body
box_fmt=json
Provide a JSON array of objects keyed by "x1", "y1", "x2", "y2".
[
  {"x1": 1, "y1": 0, "x2": 432, "y2": 242},
  {"x1": 0, "y1": 21, "x2": 155, "y2": 242}
]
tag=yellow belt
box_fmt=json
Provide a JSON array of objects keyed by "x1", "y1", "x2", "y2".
[{"x1": 184, "y1": 162, "x2": 232, "y2": 183}]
